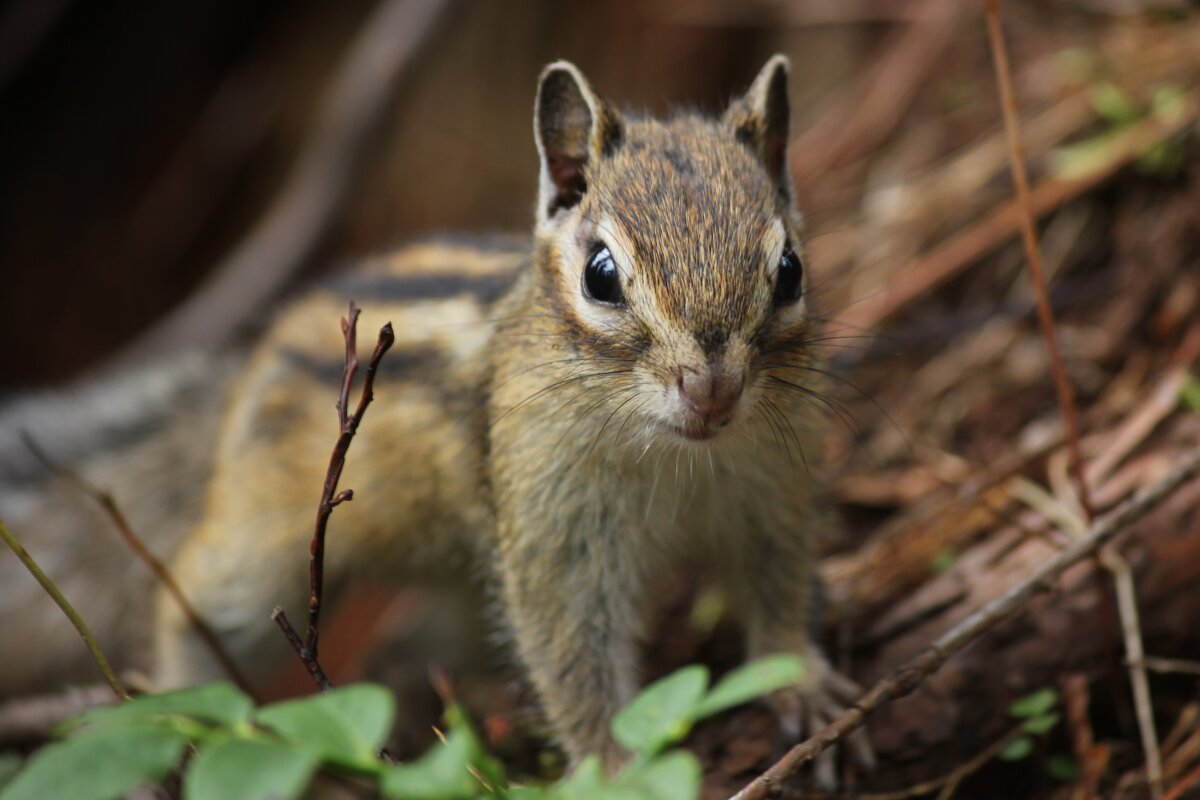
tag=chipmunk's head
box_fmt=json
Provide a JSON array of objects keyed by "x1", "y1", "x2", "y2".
[{"x1": 531, "y1": 56, "x2": 819, "y2": 449}]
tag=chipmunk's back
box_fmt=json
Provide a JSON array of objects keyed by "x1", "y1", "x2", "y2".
[{"x1": 0, "y1": 235, "x2": 528, "y2": 695}]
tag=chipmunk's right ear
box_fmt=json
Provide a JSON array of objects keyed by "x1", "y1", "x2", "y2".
[
  {"x1": 724, "y1": 54, "x2": 792, "y2": 199},
  {"x1": 534, "y1": 61, "x2": 623, "y2": 221}
]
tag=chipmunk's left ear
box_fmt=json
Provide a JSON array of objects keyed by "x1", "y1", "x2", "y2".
[
  {"x1": 724, "y1": 55, "x2": 792, "y2": 197},
  {"x1": 534, "y1": 61, "x2": 624, "y2": 222}
]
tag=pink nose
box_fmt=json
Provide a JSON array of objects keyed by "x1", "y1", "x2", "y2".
[{"x1": 678, "y1": 368, "x2": 744, "y2": 422}]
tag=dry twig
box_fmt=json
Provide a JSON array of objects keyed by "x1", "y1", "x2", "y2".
[
  {"x1": 20, "y1": 433, "x2": 255, "y2": 698},
  {"x1": 984, "y1": 2, "x2": 1165, "y2": 795},
  {"x1": 983, "y1": 0, "x2": 1092, "y2": 522},
  {"x1": 730, "y1": 445, "x2": 1200, "y2": 800},
  {"x1": 272, "y1": 302, "x2": 394, "y2": 699},
  {"x1": 0, "y1": 520, "x2": 129, "y2": 701}
]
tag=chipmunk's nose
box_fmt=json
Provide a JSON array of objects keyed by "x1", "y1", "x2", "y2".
[{"x1": 677, "y1": 364, "x2": 744, "y2": 423}]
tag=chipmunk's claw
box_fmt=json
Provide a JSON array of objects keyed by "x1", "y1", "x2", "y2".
[{"x1": 765, "y1": 657, "x2": 875, "y2": 789}]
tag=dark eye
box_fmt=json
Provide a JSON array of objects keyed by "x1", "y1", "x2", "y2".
[
  {"x1": 582, "y1": 243, "x2": 624, "y2": 306},
  {"x1": 773, "y1": 243, "x2": 804, "y2": 306}
]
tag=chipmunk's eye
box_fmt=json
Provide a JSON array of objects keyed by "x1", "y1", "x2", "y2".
[
  {"x1": 582, "y1": 243, "x2": 624, "y2": 306},
  {"x1": 773, "y1": 243, "x2": 804, "y2": 307}
]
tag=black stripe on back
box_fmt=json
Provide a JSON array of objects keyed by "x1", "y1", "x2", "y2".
[
  {"x1": 329, "y1": 271, "x2": 518, "y2": 306},
  {"x1": 279, "y1": 345, "x2": 442, "y2": 387}
]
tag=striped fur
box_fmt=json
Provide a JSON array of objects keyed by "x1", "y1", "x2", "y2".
[{"x1": 2, "y1": 57, "x2": 860, "y2": 771}]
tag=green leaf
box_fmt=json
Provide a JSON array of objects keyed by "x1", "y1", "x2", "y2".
[
  {"x1": 0, "y1": 725, "x2": 188, "y2": 800},
  {"x1": 1179, "y1": 374, "x2": 1200, "y2": 412},
  {"x1": 693, "y1": 655, "x2": 806, "y2": 720},
  {"x1": 184, "y1": 736, "x2": 317, "y2": 800},
  {"x1": 619, "y1": 751, "x2": 702, "y2": 800},
  {"x1": 256, "y1": 684, "x2": 394, "y2": 769},
  {"x1": 508, "y1": 788, "x2": 552, "y2": 800},
  {"x1": 553, "y1": 756, "x2": 607, "y2": 797},
  {"x1": 931, "y1": 550, "x2": 957, "y2": 575},
  {"x1": 1022, "y1": 712, "x2": 1061, "y2": 735},
  {"x1": 72, "y1": 682, "x2": 254, "y2": 730},
  {"x1": 1008, "y1": 688, "x2": 1058, "y2": 719},
  {"x1": 1046, "y1": 754, "x2": 1079, "y2": 781},
  {"x1": 687, "y1": 587, "x2": 727, "y2": 634},
  {"x1": 1152, "y1": 85, "x2": 1186, "y2": 122},
  {"x1": 998, "y1": 736, "x2": 1034, "y2": 762},
  {"x1": 611, "y1": 666, "x2": 709, "y2": 756},
  {"x1": 1087, "y1": 81, "x2": 1140, "y2": 125},
  {"x1": 380, "y1": 728, "x2": 482, "y2": 800}
]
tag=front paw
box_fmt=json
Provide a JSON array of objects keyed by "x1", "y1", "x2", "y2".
[{"x1": 764, "y1": 654, "x2": 875, "y2": 787}]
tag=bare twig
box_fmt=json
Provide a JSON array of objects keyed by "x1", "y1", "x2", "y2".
[
  {"x1": 272, "y1": 606, "x2": 335, "y2": 694},
  {"x1": 304, "y1": 303, "x2": 395, "y2": 661},
  {"x1": 1101, "y1": 546, "x2": 1164, "y2": 798},
  {"x1": 730, "y1": 445, "x2": 1200, "y2": 800},
  {"x1": 984, "y1": 0, "x2": 1091, "y2": 520},
  {"x1": 273, "y1": 300, "x2": 394, "y2": 675},
  {"x1": 271, "y1": 302, "x2": 395, "y2": 762},
  {"x1": 111, "y1": 0, "x2": 453, "y2": 367},
  {"x1": 984, "y1": 4, "x2": 1165, "y2": 795},
  {"x1": 0, "y1": 519, "x2": 130, "y2": 701},
  {"x1": 20, "y1": 433, "x2": 256, "y2": 698}
]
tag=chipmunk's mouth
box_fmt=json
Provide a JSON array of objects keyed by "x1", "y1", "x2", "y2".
[{"x1": 669, "y1": 416, "x2": 733, "y2": 442}]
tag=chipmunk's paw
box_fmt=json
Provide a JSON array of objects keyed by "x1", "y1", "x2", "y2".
[{"x1": 765, "y1": 654, "x2": 875, "y2": 788}]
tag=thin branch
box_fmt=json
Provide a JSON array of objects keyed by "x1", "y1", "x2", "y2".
[
  {"x1": 111, "y1": 0, "x2": 454, "y2": 368},
  {"x1": 272, "y1": 302, "x2": 395, "y2": 762},
  {"x1": 272, "y1": 606, "x2": 335, "y2": 694},
  {"x1": 304, "y1": 303, "x2": 395, "y2": 660},
  {"x1": 20, "y1": 433, "x2": 256, "y2": 698},
  {"x1": 983, "y1": 0, "x2": 1091, "y2": 521},
  {"x1": 1100, "y1": 546, "x2": 1164, "y2": 798},
  {"x1": 730, "y1": 445, "x2": 1200, "y2": 800},
  {"x1": 984, "y1": 3, "x2": 1167, "y2": 795},
  {"x1": 0, "y1": 519, "x2": 130, "y2": 701}
]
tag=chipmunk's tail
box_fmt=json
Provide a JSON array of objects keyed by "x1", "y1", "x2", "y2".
[{"x1": 0, "y1": 352, "x2": 239, "y2": 698}]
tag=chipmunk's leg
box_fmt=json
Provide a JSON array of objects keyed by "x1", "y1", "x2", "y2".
[
  {"x1": 717, "y1": 514, "x2": 872, "y2": 784},
  {"x1": 495, "y1": 510, "x2": 646, "y2": 772}
]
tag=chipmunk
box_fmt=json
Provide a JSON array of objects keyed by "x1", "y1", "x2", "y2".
[{"x1": 0, "y1": 56, "x2": 863, "y2": 773}]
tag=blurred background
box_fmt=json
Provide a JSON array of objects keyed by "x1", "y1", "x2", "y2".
[{"x1": 5, "y1": 0, "x2": 1184, "y2": 385}]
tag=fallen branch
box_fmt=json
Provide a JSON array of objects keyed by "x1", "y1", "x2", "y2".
[
  {"x1": 20, "y1": 433, "x2": 255, "y2": 698},
  {"x1": 0, "y1": 520, "x2": 129, "y2": 701},
  {"x1": 730, "y1": 444, "x2": 1200, "y2": 800}
]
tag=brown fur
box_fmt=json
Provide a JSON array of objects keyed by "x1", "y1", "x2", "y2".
[{"x1": 2, "y1": 57, "x2": 856, "y2": 770}]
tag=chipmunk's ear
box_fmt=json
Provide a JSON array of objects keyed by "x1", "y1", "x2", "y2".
[
  {"x1": 534, "y1": 61, "x2": 623, "y2": 221},
  {"x1": 724, "y1": 55, "x2": 792, "y2": 197}
]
